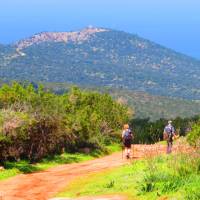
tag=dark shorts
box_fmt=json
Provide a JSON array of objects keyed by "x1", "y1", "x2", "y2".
[{"x1": 124, "y1": 139, "x2": 132, "y2": 148}]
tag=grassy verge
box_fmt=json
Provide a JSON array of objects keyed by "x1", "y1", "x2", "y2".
[
  {"x1": 0, "y1": 153, "x2": 95, "y2": 181},
  {"x1": 57, "y1": 151, "x2": 200, "y2": 200},
  {"x1": 57, "y1": 161, "x2": 143, "y2": 199},
  {"x1": 0, "y1": 143, "x2": 121, "y2": 181}
]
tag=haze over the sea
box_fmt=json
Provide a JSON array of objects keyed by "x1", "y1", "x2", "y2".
[{"x1": 0, "y1": 0, "x2": 199, "y2": 59}]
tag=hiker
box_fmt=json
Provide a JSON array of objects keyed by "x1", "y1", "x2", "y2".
[
  {"x1": 163, "y1": 120, "x2": 176, "y2": 154},
  {"x1": 122, "y1": 124, "x2": 133, "y2": 159}
]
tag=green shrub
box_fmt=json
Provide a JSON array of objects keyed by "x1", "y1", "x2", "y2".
[
  {"x1": 187, "y1": 121, "x2": 200, "y2": 147},
  {"x1": 0, "y1": 83, "x2": 130, "y2": 162}
]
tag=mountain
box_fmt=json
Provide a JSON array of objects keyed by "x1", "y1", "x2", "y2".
[{"x1": 0, "y1": 27, "x2": 200, "y2": 99}]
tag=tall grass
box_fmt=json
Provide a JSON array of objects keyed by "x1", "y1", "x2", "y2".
[{"x1": 138, "y1": 150, "x2": 200, "y2": 199}]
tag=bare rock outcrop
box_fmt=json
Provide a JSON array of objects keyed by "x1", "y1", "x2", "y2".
[{"x1": 15, "y1": 27, "x2": 108, "y2": 50}]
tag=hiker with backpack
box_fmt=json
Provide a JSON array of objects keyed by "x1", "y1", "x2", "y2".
[
  {"x1": 122, "y1": 124, "x2": 133, "y2": 159},
  {"x1": 163, "y1": 120, "x2": 176, "y2": 154}
]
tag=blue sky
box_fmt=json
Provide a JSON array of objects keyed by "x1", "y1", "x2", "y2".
[{"x1": 0, "y1": 0, "x2": 200, "y2": 59}]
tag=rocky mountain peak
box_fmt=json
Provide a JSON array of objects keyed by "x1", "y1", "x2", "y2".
[{"x1": 15, "y1": 27, "x2": 108, "y2": 50}]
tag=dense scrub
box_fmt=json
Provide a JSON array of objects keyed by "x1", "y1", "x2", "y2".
[
  {"x1": 0, "y1": 83, "x2": 130, "y2": 162},
  {"x1": 187, "y1": 121, "x2": 200, "y2": 148},
  {"x1": 30, "y1": 82, "x2": 200, "y2": 121},
  {"x1": 130, "y1": 116, "x2": 200, "y2": 144}
]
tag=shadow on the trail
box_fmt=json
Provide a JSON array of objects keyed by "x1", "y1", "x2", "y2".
[
  {"x1": 3, "y1": 154, "x2": 88, "y2": 174},
  {"x1": 3, "y1": 160, "x2": 41, "y2": 173},
  {"x1": 2, "y1": 149, "x2": 104, "y2": 174},
  {"x1": 131, "y1": 156, "x2": 141, "y2": 159},
  {"x1": 42, "y1": 155, "x2": 81, "y2": 164}
]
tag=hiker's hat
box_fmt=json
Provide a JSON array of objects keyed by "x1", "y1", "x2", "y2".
[{"x1": 168, "y1": 120, "x2": 172, "y2": 124}]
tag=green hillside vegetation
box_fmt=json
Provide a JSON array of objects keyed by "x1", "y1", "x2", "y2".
[
  {"x1": 0, "y1": 82, "x2": 130, "y2": 163},
  {"x1": 0, "y1": 28, "x2": 200, "y2": 99},
  {"x1": 109, "y1": 89, "x2": 200, "y2": 121},
  {"x1": 23, "y1": 82, "x2": 200, "y2": 121},
  {"x1": 46, "y1": 84, "x2": 200, "y2": 121}
]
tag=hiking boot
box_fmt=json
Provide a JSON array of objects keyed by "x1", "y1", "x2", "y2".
[{"x1": 126, "y1": 154, "x2": 130, "y2": 159}]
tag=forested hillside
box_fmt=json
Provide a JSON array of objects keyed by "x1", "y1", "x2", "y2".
[{"x1": 0, "y1": 27, "x2": 200, "y2": 99}]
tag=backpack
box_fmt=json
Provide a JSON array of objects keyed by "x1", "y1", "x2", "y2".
[
  {"x1": 164, "y1": 125, "x2": 174, "y2": 140},
  {"x1": 123, "y1": 129, "x2": 132, "y2": 141}
]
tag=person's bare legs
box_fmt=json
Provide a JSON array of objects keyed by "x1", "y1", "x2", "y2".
[
  {"x1": 127, "y1": 148, "x2": 131, "y2": 157},
  {"x1": 124, "y1": 147, "x2": 131, "y2": 158},
  {"x1": 167, "y1": 141, "x2": 173, "y2": 154},
  {"x1": 124, "y1": 147, "x2": 128, "y2": 156}
]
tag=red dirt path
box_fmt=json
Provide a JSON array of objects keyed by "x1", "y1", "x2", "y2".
[{"x1": 0, "y1": 144, "x2": 170, "y2": 200}]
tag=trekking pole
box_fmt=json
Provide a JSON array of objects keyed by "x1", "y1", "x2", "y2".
[
  {"x1": 121, "y1": 138, "x2": 124, "y2": 160},
  {"x1": 121, "y1": 142, "x2": 124, "y2": 160},
  {"x1": 132, "y1": 144, "x2": 134, "y2": 159}
]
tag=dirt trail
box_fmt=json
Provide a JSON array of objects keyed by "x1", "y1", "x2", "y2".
[{"x1": 0, "y1": 144, "x2": 168, "y2": 200}]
